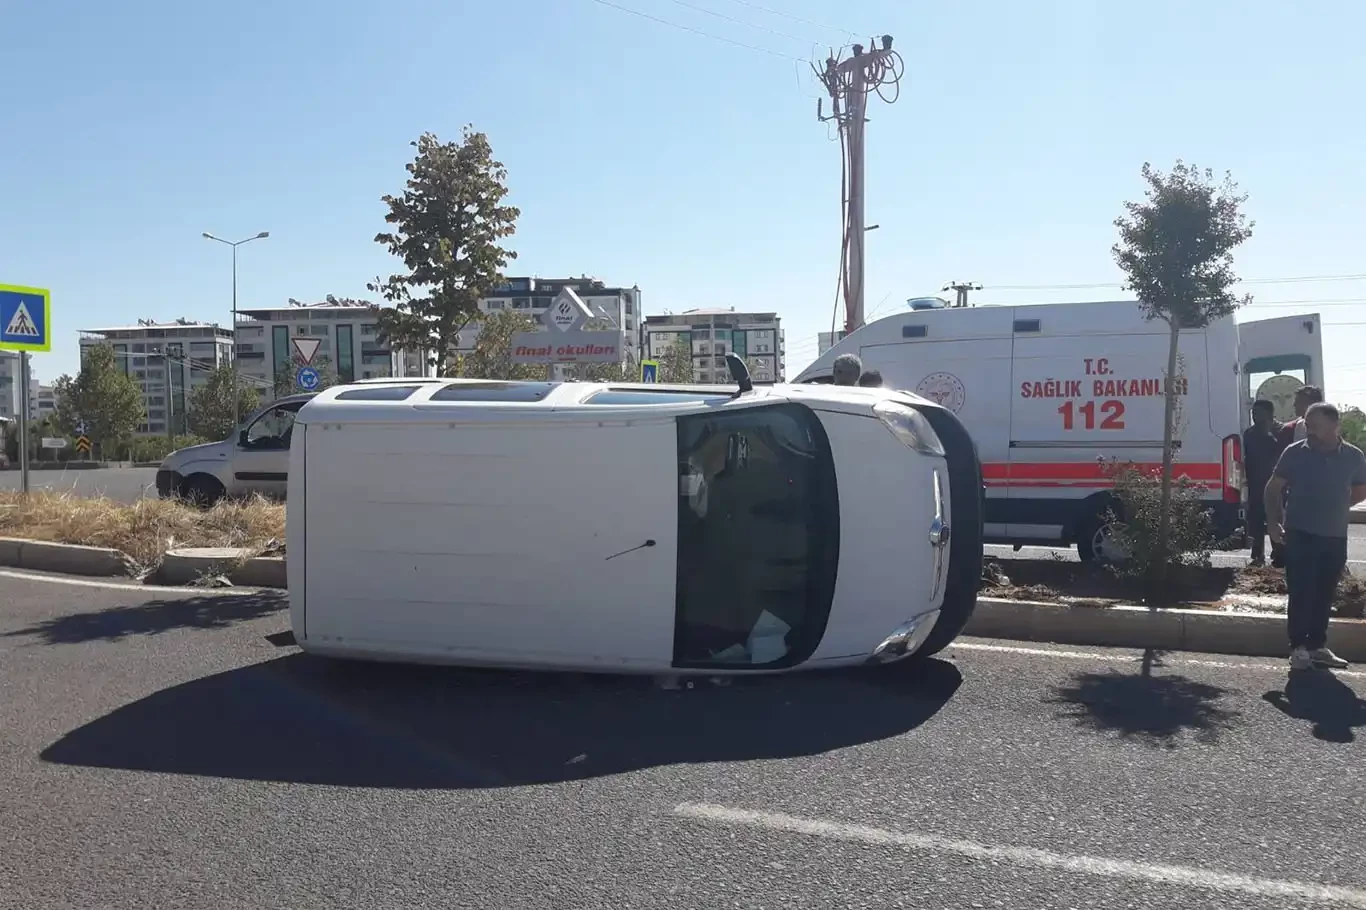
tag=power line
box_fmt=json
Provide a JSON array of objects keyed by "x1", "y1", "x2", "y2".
[
  {"x1": 983, "y1": 273, "x2": 1366, "y2": 292},
  {"x1": 664, "y1": 0, "x2": 812, "y2": 44},
  {"x1": 721, "y1": 0, "x2": 860, "y2": 39},
  {"x1": 587, "y1": 0, "x2": 802, "y2": 60}
]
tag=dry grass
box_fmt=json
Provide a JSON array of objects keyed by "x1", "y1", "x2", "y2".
[{"x1": 0, "y1": 491, "x2": 285, "y2": 571}]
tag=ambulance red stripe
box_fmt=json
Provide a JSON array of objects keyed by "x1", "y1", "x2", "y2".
[{"x1": 981, "y1": 462, "x2": 1223, "y2": 482}]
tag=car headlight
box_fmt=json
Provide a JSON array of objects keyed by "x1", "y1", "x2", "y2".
[{"x1": 872, "y1": 399, "x2": 945, "y2": 456}]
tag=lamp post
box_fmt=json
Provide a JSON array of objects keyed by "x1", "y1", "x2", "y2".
[{"x1": 203, "y1": 230, "x2": 269, "y2": 425}]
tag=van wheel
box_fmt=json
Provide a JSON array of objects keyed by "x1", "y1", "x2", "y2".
[
  {"x1": 180, "y1": 475, "x2": 224, "y2": 508},
  {"x1": 1076, "y1": 503, "x2": 1128, "y2": 564}
]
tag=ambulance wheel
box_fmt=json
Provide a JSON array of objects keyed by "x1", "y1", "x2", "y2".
[{"x1": 1076, "y1": 500, "x2": 1127, "y2": 564}]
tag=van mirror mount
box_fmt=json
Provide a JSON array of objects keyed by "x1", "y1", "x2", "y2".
[
  {"x1": 725, "y1": 352, "x2": 753, "y2": 398},
  {"x1": 237, "y1": 430, "x2": 249, "y2": 449}
]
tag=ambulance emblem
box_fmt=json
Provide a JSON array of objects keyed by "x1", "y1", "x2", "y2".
[{"x1": 916, "y1": 372, "x2": 966, "y2": 413}]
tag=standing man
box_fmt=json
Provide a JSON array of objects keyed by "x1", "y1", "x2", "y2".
[
  {"x1": 1243, "y1": 399, "x2": 1285, "y2": 567},
  {"x1": 1265, "y1": 402, "x2": 1366, "y2": 670},
  {"x1": 1277, "y1": 385, "x2": 1324, "y2": 447},
  {"x1": 857, "y1": 369, "x2": 884, "y2": 388},
  {"x1": 832, "y1": 353, "x2": 863, "y2": 386}
]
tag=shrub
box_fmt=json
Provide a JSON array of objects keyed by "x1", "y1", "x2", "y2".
[{"x1": 1105, "y1": 461, "x2": 1221, "y2": 585}]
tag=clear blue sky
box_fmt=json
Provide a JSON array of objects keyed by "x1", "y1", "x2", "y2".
[{"x1": 3, "y1": 0, "x2": 1364, "y2": 399}]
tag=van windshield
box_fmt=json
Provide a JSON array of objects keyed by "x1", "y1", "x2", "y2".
[{"x1": 673, "y1": 402, "x2": 839, "y2": 669}]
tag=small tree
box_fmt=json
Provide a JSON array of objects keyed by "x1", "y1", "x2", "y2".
[
  {"x1": 371, "y1": 129, "x2": 520, "y2": 377},
  {"x1": 463, "y1": 310, "x2": 544, "y2": 381},
  {"x1": 187, "y1": 364, "x2": 261, "y2": 440},
  {"x1": 1338, "y1": 405, "x2": 1366, "y2": 449},
  {"x1": 1112, "y1": 161, "x2": 1253, "y2": 584},
  {"x1": 51, "y1": 345, "x2": 144, "y2": 456},
  {"x1": 657, "y1": 339, "x2": 695, "y2": 383}
]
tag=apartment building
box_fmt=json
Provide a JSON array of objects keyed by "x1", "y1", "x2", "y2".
[
  {"x1": 817, "y1": 331, "x2": 849, "y2": 358},
  {"x1": 0, "y1": 351, "x2": 21, "y2": 422},
  {"x1": 79, "y1": 320, "x2": 234, "y2": 436},
  {"x1": 30, "y1": 384, "x2": 57, "y2": 420},
  {"x1": 641, "y1": 309, "x2": 785, "y2": 384},
  {"x1": 454, "y1": 276, "x2": 642, "y2": 367},
  {"x1": 234, "y1": 299, "x2": 423, "y2": 400}
]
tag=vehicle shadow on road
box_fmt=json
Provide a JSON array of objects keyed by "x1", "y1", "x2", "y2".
[
  {"x1": 3, "y1": 591, "x2": 289, "y2": 644},
  {"x1": 1263, "y1": 670, "x2": 1366, "y2": 744},
  {"x1": 1048, "y1": 648, "x2": 1240, "y2": 747},
  {"x1": 40, "y1": 652, "x2": 961, "y2": 789}
]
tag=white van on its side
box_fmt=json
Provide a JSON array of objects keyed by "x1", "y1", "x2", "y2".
[
  {"x1": 287, "y1": 377, "x2": 985, "y2": 673},
  {"x1": 797, "y1": 302, "x2": 1324, "y2": 560}
]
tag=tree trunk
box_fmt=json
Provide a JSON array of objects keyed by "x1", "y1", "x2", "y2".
[{"x1": 1153, "y1": 320, "x2": 1181, "y2": 592}]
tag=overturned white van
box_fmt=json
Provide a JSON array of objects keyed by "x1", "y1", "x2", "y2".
[{"x1": 286, "y1": 374, "x2": 983, "y2": 674}]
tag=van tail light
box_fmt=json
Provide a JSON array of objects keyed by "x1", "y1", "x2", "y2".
[{"x1": 1221, "y1": 434, "x2": 1242, "y2": 504}]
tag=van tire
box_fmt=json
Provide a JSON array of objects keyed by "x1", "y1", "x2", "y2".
[
  {"x1": 906, "y1": 405, "x2": 984, "y2": 659},
  {"x1": 181, "y1": 474, "x2": 225, "y2": 508},
  {"x1": 1075, "y1": 498, "x2": 1123, "y2": 563}
]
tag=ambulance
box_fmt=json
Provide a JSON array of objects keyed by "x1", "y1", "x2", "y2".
[{"x1": 796, "y1": 301, "x2": 1324, "y2": 561}]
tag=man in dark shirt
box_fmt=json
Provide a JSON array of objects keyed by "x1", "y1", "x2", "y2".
[
  {"x1": 1243, "y1": 399, "x2": 1285, "y2": 567},
  {"x1": 1265, "y1": 402, "x2": 1366, "y2": 670},
  {"x1": 1276, "y1": 385, "x2": 1323, "y2": 447}
]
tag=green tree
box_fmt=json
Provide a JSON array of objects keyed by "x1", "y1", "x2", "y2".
[
  {"x1": 273, "y1": 355, "x2": 337, "y2": 400},
  {"x1": 1339, "y1": 405, "x2": 1366, "y2": 449},
  {"x1": 657, "y1": 339, "x2": 695, "y2": 383},
  {"x1": 463, "y1": 310, "x2": 544, "y2": 381},
  {"x1": 51, "y1": 345, "x2": 144, "y2": 456},
  {"x1": 370, "y1": 129, "x2": 520, "y2": 377},
  {"x1": 187, "y1": 364, "x2": 261, "y2": 440},
  {"x1": 1112, "y1": 161, "x2": 1253, "y2": 584}
]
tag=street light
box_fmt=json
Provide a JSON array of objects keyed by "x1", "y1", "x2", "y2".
[{"x1": 203, "y1": 230, "x2": 270, "y2": 424}]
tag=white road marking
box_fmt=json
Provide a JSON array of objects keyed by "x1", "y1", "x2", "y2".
[
  {"x1": 674, "y1": 803, "x2": 1366, "y2": 907},
  {"x1": 0, "y1": 568, "x2": 271, "y2": 596},
  {"x1": 949, "y1": 640, "x2": 1366, "y2": 678}
]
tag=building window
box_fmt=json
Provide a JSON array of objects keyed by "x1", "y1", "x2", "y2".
[
  {"x1": 272, "y1": 325, "x2": 291, "y2": 377},
  {"x1": 336, "y1": 324, "x2": 354, "y2": 383},
  {"x1": 361, "y1": 324, "x2": 377, "y2": 336},
  {"x1": 487, "y1": 300, "x2": 504, "y2": 309}
]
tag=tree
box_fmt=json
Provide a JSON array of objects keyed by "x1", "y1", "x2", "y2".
[
  {"x1": 272, "y1": 355, "x2": 337, "y2": 400},
  {"x1": 657, "y1": 338, "x2": 695, "y2": 383},
  {"x1": 463, "y1": 310, "x2": 544, "y2": 381},
  {"x1": 1339, "y1": 405, "x2": 1366, "y2": 450},
  {"x1": 51, "y1": 344, "x2": 144, "y2": 456},
  {"x1": 187, "y1": 364, "x2": 261, "y2": 440},
  {"x1": 370, "y1": 129, "x2": 520, "y2": 377},
  {"x1": 1112, "y1": 161, "x2": 1253, "y2": 584}
]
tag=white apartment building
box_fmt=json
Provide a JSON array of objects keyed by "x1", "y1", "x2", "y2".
[
  {"x1": 79, "y1": 320, "x2": 234, "y2": 437},
  {"x1": 30, "y1": 384, "x2": 57, "y2": 420},
  {"x1": 454, "y1": 276, "x2": 642, "y2": 368},
  {"x1": 0, "y1": 351, "x2": 21, "y2": 422},
  {"x1": 642, "y1": 309, "x2": 785, "y2": 384},
  {"x1": 234, "y1": 299, "x2": 423, "y2": 400}
]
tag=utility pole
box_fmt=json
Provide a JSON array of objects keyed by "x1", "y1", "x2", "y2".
[
  {"x1": 817, "y1": 36, "x2": 903, "y2": 336},
  {"x1": 942, "y1": 281, "x2": 982, "y2": 308}
]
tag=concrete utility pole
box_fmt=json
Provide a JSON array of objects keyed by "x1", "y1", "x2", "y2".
[
  {"x1": 942, "y1": 281, "x2": 982, "y2": 308},
  {"x1": 817, "y1": 36, "x2": 903, "y2": 336}
]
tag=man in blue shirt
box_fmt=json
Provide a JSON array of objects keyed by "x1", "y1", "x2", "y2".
[{"x1": 1265, "y1": 402, "x2": 1366, "y2": 670}]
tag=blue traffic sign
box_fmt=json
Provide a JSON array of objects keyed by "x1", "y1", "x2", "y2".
[
  {"x1": 0, "y1": 284, "x2": 51, "y2": 353},
  {"x1": 296, "y1": 366, "x2": 320, "y2": 391},
  {"x1": 640, "y1": 359, "x2": 658, "y2": 384}
]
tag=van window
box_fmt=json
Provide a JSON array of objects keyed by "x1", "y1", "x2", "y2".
[
  {"x1": 673, "y1": 403, "x2": 839, "y2": 669},
  {"x1": 585, "y1": 389, "x2": 731, "y2": 405},
  {"x1": 429, "y1": 382, "x2": 554, "y2": 402},
  {"x1": 334, "y1": 385, "x2": 421, "y2": 401},
  {"x1": 243, "y1": 404, "x2": 300, "y2": 450}
]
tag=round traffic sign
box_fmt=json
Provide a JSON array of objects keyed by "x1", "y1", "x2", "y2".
[{"x1": 296, "y1": 366, "x2": 321, "y2": 392}]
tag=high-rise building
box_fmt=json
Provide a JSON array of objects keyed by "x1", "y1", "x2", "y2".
[
  {"x1": 0, "y1": 351, "x2": 21, "y2": 422},
  {"x1": 78, "y1": 320, "x2": 234, "y2": 436},
  {"x1": 642, "y1": 309, "x2": 785, "y2": 384},
  {"x1": 233, "y1": 299, "x2": 423, "y2": 400}
]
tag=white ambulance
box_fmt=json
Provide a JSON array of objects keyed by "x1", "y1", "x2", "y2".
[{"x1": 797, "y1": 301, "x2": 1324, "y2": 560}]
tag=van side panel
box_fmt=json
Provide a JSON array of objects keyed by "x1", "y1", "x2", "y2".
[
  {"x1": 1005, "y1": 319, "x2": 1221, "y2": 540},
  {"x1": 300, "y1": 419, "x2": 680, "y2": 670},
  {"x1": 287, "y1": 424, "x2": 307, "y2": 639}
]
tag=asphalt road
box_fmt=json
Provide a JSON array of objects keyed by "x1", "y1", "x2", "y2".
[
  {"x1": 1, "y1": 569, "x2": 1363, "y2": 909},
  {"x1": 0, "y1": 466, "x2": 157, "y2": 501}
]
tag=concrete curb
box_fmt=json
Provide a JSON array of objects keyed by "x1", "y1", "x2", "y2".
[
  {"x1": 0, "y1": 536, "x2": 134, "y2": 577},
  {"x1": 1352, "y1": 509, "x2": 1366, "y2": 525},
  {"x1": 967, "y1": 596, "x2": 1366, "y2": 661},
  {"x1": 156, "y1": 548, "x2": 286, "y2": 587}
]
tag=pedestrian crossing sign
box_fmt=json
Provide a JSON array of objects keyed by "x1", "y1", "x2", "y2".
[{"x1": 0, "y1": 284, "x2": 51, "y2": 352}]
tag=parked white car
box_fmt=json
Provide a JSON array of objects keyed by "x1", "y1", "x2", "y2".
[
  {"x1": 155, "y1": 394, "x2": 317, "y2": 504},
  {"x1": 287, "y1": 371, "x2": 984, "y2": 674}
]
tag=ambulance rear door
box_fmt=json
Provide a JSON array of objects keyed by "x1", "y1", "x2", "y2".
[{"x1": 1238, "y1": 313, "x2": 1324, "y2": 425}]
